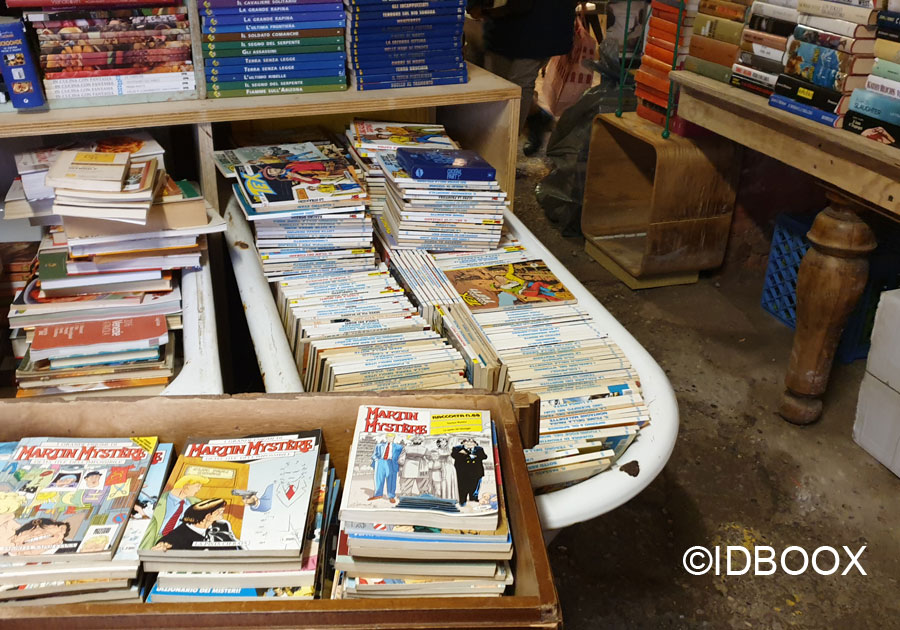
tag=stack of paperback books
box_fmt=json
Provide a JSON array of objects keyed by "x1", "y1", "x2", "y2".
[
  {"x1": 376, "y1": 147, "x2": 505, "y2": 251},
  {"x1": 434, "y1": 247, "x2": 650, "y2": 490},
  {"x1": 228, "y1": 139, "x2": 375, "y2": 281},
  {"x1": 344, "y1": 0, "x2": 467, "y2": 90},
  {"x1": 684, "y1": 0, "x2": 746, "y2": 84},
  {"x1": 141, "y1": 431, "x2": 336, "y2": 602},
  {"x1": 200, "y1": 0, "x2": 348, "y2": 98},
  {"x1": 0, "y1": 437, "x2": 162, "y2": 605},
  {"x1": 767, "y1": 0, "x2": 878, "y2": 125},
  {"x1": 21, "y1": 6, "x2": 195, "y2": 102},
  {"x1": 635, "y1": 0, "x2": 698, "y2": 128},
  {"x1": 333, "y1": 404, "x2": 513, "y2": 598},
  {"x1": 842, "y1": 10, "x2": 900, "y2": 144},
  {"x1": 3, "y1": 133, "x2": 225, "y2": 398}
]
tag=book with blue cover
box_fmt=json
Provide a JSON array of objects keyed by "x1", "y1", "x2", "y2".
[
  {"x1": 351, "y1": 53, "x2": 464, "y2": 68},
  {"x1": 206, "y1": 52, "x2": 346, "y2": 66},
  {"x1": 769, "y1": 93, "x2": 841, "y2": 126},
  {"x1": 848, "y1": 87, "x2": 900, "y2": 125},
  {"x1": 355, "y1": 69, "x2": 467, "y2": 86},
  {"x1": 0, "y1": 18, "x2": 45, "y2": 109},
  {"x1": 204, "y1": 10, "x2": 344, "y2": 25},
  {"x1": 203, "y1": 2, "x2": 342, "y2": 15},
  {"x1": 203, "y1": 18, "x2": 345, "y2": 33},
  {"x1": 353, "y1": 61, "x2": 465, "y2": 75},
  {"x1": 396, "y1": 148, "x2": 497, "y2": 181}
]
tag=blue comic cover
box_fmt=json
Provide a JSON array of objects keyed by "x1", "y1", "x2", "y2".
[
  {"x1": 396, "y1": 148, "x2": 497, "y2": 182},
  {"x1": 0, "y1": 437, "x2": 158, "y2": 563}
]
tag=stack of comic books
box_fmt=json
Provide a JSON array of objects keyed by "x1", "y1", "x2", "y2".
[
  {"x1": 344, "y1": 0, "x2": 467, "y2": 90},
  {"x1": 200, "y1": 0, "x2": 348, "y2": 98},
  {"x1": 141, "y1": 431, "x2": 337, "y2": 601},
  {"x1": 20, "y1": 6, "x2": 196, "y2": 102},
  {"x1": 375, "y1": 147, "x2": 505, "y2": 252},
  {"x1": 432, "y1": 246, "x2": 650, "y2": 491},
  {"x1": 0, "y1": 437, "x2": 161, "y2": 604},
  {"x1": 332, "y1": 404, "x2": 513, "y2": 598},
  {"x1": 230, "y1": 139, "x2": 377, "y2": 281}
]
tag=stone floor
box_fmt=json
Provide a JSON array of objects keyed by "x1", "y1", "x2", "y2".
[{"x1": 513, "y1": 149, "x2": 900, "y2": 629}]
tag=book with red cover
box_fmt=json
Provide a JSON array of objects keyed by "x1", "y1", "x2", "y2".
[
  {"x1": 649, "y1": 24, "x2": 692, "y2": 46},
  {"x1": 641, "y1": 53, "x2": 676, "y2": 78},
  {"x1": 689, "y1": 34, "x2": 740, "y2": 66},
  {"x1": 635, "y1": 83, "x2": 671, "y2": 109},
  {"x1": 635, "y1": 68, "x2": 672, "y2": 94},
  {"x1": 30, "y1": 314, "x2": 168, "y2": 361},
  {"x1": 645, "y1": 42, "x2": 676, "y2": 65}
]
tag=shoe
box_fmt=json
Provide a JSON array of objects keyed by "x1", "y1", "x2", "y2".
[
  {"x1": 368, "y1": 495, "x2": 382, "y2": 501},
  {"x1": 389, "y1": 498, "x2": 396, "y2": 504},
  {"x1": 523, "y1": 108, "x2": 553, "y2": 157}
]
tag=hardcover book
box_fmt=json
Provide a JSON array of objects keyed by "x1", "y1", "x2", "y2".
[
  {"x1": 339, "y1": 404, "x2": 499, "y2": 530},
  {"x1": 783, "y1": 40, "x2": 873, "y2": 90},
  {"x1": 0, "y1": 436, "x2": 158, "y2": 563},
  {"x1": 138, "y1": 431, "x2": 322, "y2": 558}
]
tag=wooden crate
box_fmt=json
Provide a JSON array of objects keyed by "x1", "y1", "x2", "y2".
[
  {"x1": 0, "y1": 392, "x2": 560, "y2": 630},
  {"x1": 582, "y1": 112, "x2": 739, "y2": 289}
]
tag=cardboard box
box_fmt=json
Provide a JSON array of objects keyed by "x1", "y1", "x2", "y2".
[
  {"x1": 0, "y1": 392, "x2": 560, "y2": 630},
  {"x1": 867, "y1": 289, "x2": 900, "y2": 391},
  {"x1": 854, "y1": 372, "x2": 900, "y2": 478}
]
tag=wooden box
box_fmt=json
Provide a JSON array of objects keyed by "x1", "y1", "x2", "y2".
[
  {"x1": 581, "y1": 112, "x2": 739, "y2": 289},
  {"x1": 0, "y1": 392, "x2": 561, "y2": 630}
]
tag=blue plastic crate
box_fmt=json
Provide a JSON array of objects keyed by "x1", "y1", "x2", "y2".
[{"x1": 760, "y1": 212, "x2": 900, "y2": 364}]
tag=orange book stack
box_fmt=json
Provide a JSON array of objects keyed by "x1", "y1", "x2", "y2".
[{"x1": 636, "y1": 0, "x2": 702, "y2": 135}]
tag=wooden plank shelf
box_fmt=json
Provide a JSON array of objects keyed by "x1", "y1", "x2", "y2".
[{"x1": 0, "y1": 64, "x2": 518, "y2": 139}]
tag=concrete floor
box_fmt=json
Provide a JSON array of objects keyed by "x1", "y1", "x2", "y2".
[{"x1": 513, "y1": 152, "x2": 900, "y2": 629}]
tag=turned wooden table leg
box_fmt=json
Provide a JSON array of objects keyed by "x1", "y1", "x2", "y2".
[{"x1": 779, "y1": 193, "x2": 877, "y2": 425}]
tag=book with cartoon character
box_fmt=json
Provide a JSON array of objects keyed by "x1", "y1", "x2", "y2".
[
  {"x1": 442, "y1": 260, "x2": 577, "y2": 313},
  {"x1": 340, "y1": 405, "x2": 498, "y2": 531},
  {"x1": 0, "y1": 436, "x2": 158, "y2": 564},
  {"x1": 138, "y1": 431, "x2": 322, "y2": 559},
  {"x1": 234, "y1": 158, "x2": 367, "y2": 210},
  {"x1": 211, "y1": 142, "x2": 326, "y2": 178}
]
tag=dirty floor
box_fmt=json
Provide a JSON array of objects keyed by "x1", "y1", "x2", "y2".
[{"x1": 514, "y1": 149, "x2": 900, "y2": 629}]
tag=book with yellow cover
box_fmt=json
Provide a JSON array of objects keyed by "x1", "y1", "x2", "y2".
[{"x1": 44, "y1": 150, "x2": 129, "y2": 192}]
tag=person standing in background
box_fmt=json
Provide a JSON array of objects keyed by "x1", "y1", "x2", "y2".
[{"x1": 467, "y1": 0, "x2": 577, "y2": 155}]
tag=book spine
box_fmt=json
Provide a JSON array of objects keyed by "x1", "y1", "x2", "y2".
[
  {"x1": 743, "y1": 28, "x2": 788, "y2": 49},
  {"x1": 45, "y1": 78, "x2": 194, "y2": 97},
  {"x1": 202, "y1": 3, "x2": 341, "y2": 14},
  {"x1": 39, "y1": 28, "x2": 190, "y2": 40},
  {"x1": 0, "y1": 20, "x2": 46, "y2": 109},
  {"x1": 730, "y1": 72, "x2": 776, "y2": 96},
  {"x1": 769, "y1": 92, "x2": 841, "y2": 124},
  {"x1": 203, "y1": 19, "x2": 345, "y2": 32},
  {"x1": 824, "y1": 0, "x2": 881, "y2": 8},
  {"x1": 842, "y1": 108, "x2": 900, "y2": 144},
  {"x1": 864, "y1": 73, "x2": 900, "y2": 99},
  {"x1": 211, "y1": 77, "x2": 344, "y2": 91},
  {"x1": 204, "y1": 45, "x2": 344, "y2": 57},
  {"x1": 732, "y1": 62, "x2": 780, "y2": 85},
  {"x1": 40, "y1": 50, "x2": 191, "y2": 63},
  {"x1": 347, "y1": 7, "x2": 464, "y2": 18},
  {"x1": 204, "y1": 36, "x2": 343, "y2": 50},
  {"x1": 849, "y1": 86, "x2": 900, "y2": 123},
  {"x1": 739, "y1": 50, "x2": 789, "y2": 72},
  {"x1": 747, "y1": 13, "x2": 797, "y2": 36},
  {"x1": 31, "y1": 16, "x2": 187, "y2": 28},
  {"x1": 774, "y1": 72, "x2": 843, "y2": 110},
  {"x1": 877, "y1": 9, "x2": 900, "y2": 31},
  {"x1": 797, "y1": 14, "x2": 874, "y2": 37},
  {"x1": 635, "y1": 68, "x2": 672, "y2": 93},
  {"x1": 203, "y1": 27, "x2": 343, "y2": 40},
  {"x1": 874, "y1": 36, "x2": 900, "y2": 62},
  {"x1": 201, "y1": 0, "x2": 342, "y2": 6},
  {"x1": 349, "y1": 23, "x2": 462, "y2": 38},
  {"x1": 346, "y1": 13, "x2": 462, "y2": 26},
  {"x1": 872, "y1": 56, "x2": 900, "y2": 80},
  {"x1": 649, "y1": 15, "x2": 679, "y2": 35},
  {"x1": 698, "y1": 0, "x2": 748, "y2": 21},
  {"x1": 206, "y1": 51, "x2": 344, "y2": 64},
  {"x1": 796, "y1": 0, "x2": 874, "y2": 23},
  {"x1": 684, "y1": 54, "x2": 733, "y2": 81},
  {"x1": 353, "y1": 61, "x2": 465, "y2": 75},
  {"x1": 41, "y1": 39, "x2": 192, "y2": 53},
  {"x1": 741, "y1": 40, "x2": 787, "y2": 62},
  {"x1": 689, "y1": 34, "x2": 741, "y2": 66},
  {"x1": 693, "y1": 13, "x2": 744, "y2": 44},
  {"x1": 355, "y1": 75, "x2": 465, "y2": 89},
  {"x1": 43, "y1": 64, "x2": 192, "y2": 78},
  {"x1": 208, "y1": 70, "x2": 345, "y2": 82},
  {"x1": 204, "y1": 10, "x2": 344, "y2": 25},
  {"x1": 9, "y1": 0, "x2": 177, "y2": 5},
  {"x1": 355, "y1": 69, "x2": 466, "y2": 84},
  {"x1": 878, "y1": 27, "x2": 900, "y2": 41},
  {"x1": 750, "y1": 1, "x2": 799, "y2": 21},
  {"x1": 793, "y1": 24, "x2": 864, "y2": 52},
  {"x1": 351, "y1": 53, "x2": 463, "y2": 67}
]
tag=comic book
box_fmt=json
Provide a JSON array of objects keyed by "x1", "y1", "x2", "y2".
[
  {"x1": 234, "y1": 159, "x2": 367, "y2": 210},
  {"x1": 0, "y1": 436, "x2": 158, "y2": 564},
  {"x1": 138, "y1": 431, "x2": 322, "y2": 559},
  {"x1": 351, "y1": 119, "x2": 456, "y2": 152},
  {"x1": 441, "y1": 260, "x2": 576, "y2": 313},
  {"x1": 339, "y1": 405, "x2": 498, "y2": 531},
  {"x1": 212, "y1": 142, "x2": 325, "y2": 178}
]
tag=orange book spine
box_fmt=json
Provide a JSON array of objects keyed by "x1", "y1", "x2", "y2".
[
  {"x1": 635, "y1": 84, "x2": 671, "y2": 109},
  {"x1": 635, "y1": 68, "x2": 672, "y2": 93},
  {"x1": 641, "y1": 53, "x2": 675, "y2": 77},
  {"x1": 649, "y1": 16, "x2": 678, "y2": 34},
  {"x1": 645, "y1": 42, "x2": 675, "y2": 65},
  {"x1": 636, "y1": 101, "x2": 667, "y2": 126},
  {"x1": 689, "y1": 34, "x2": 740, "y2": 66},
  {"x1": 698, "y1": 0, "x2": 747, "y2": 21},
  {"x1": 649, "y1": 26, "x2": 690, "y2": 47}
]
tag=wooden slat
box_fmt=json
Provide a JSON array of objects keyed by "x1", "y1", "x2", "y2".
[
  {"x1": 670, "y1": 70, "x2": 900, "y2": 216},
  {"x1": 0, "y1": 64, "x2": 519, "y2": 139}
]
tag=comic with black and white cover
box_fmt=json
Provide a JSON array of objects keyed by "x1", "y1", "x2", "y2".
[
  {"x1": 0, "y1": 437, "x2": 158, "y2": 564},
  {"x1": 339, "y1": 405, "x2": 498, "y2": 531},
  {"x1": 138, "y1": 432, "x2": 321, "y2": 559}
]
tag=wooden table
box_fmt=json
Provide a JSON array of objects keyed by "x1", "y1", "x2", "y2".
[{"x1": 670, "y1": 70, "x2": 900, "y2": 424}]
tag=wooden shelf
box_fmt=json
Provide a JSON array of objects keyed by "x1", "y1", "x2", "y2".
[
  {"x1": 0, "y1": 64, "x2": 519, "y2": 139},
  {"x1": 670, "y1": 70, "x2": 900, "y2": 216}
]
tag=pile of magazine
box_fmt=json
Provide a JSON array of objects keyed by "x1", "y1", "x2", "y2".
[
  {"x1": 141, "y1": 431, "x2": 338, "y2": 602},
  {"x1": 2, "y1": 132, "x2": 225, "y2": 398},
  {"x1": 0, "y1": 437, "x2": 164, "y2": 605},
  {"x1": 332, "y1": 404, "x2": 513, "y2": 598}
]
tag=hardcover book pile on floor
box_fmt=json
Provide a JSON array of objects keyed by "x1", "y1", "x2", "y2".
[{"x1": 1, "y1": 131, "x2": 225, "y2": 398}]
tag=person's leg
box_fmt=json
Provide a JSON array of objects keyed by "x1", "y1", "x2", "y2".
[{"x1": 483, "y1": 52, "x2": 544, "y2": 132}]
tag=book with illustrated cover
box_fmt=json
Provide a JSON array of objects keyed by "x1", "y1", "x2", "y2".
[
  {"x1": 395, "y1": 148, "x2": 496, "y2": 181},
  {"x1": 351, "y1": 119, "x2": 455, "y2": 152},
  {"x1": 0, "y1": 436, "x2": 158, "y2": 564},
  {"x1": 235, "y1": 159, "x2": 366, "y2": 209},
  {"x1": 212, "y1": 142, "x2": 325, "y2": 178},
  {"x1": 442, "y1": 260, "x2": 577, "y2": 312},
  {"x1": 29, "y1": 315, "x2": 169, "y2": 361},
  {"x1": 138, "y1": 431, "x2": 322, "y2": 558},
  {"x1": 339, "y1": 405, "x2": 498, "y2": 531}
]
